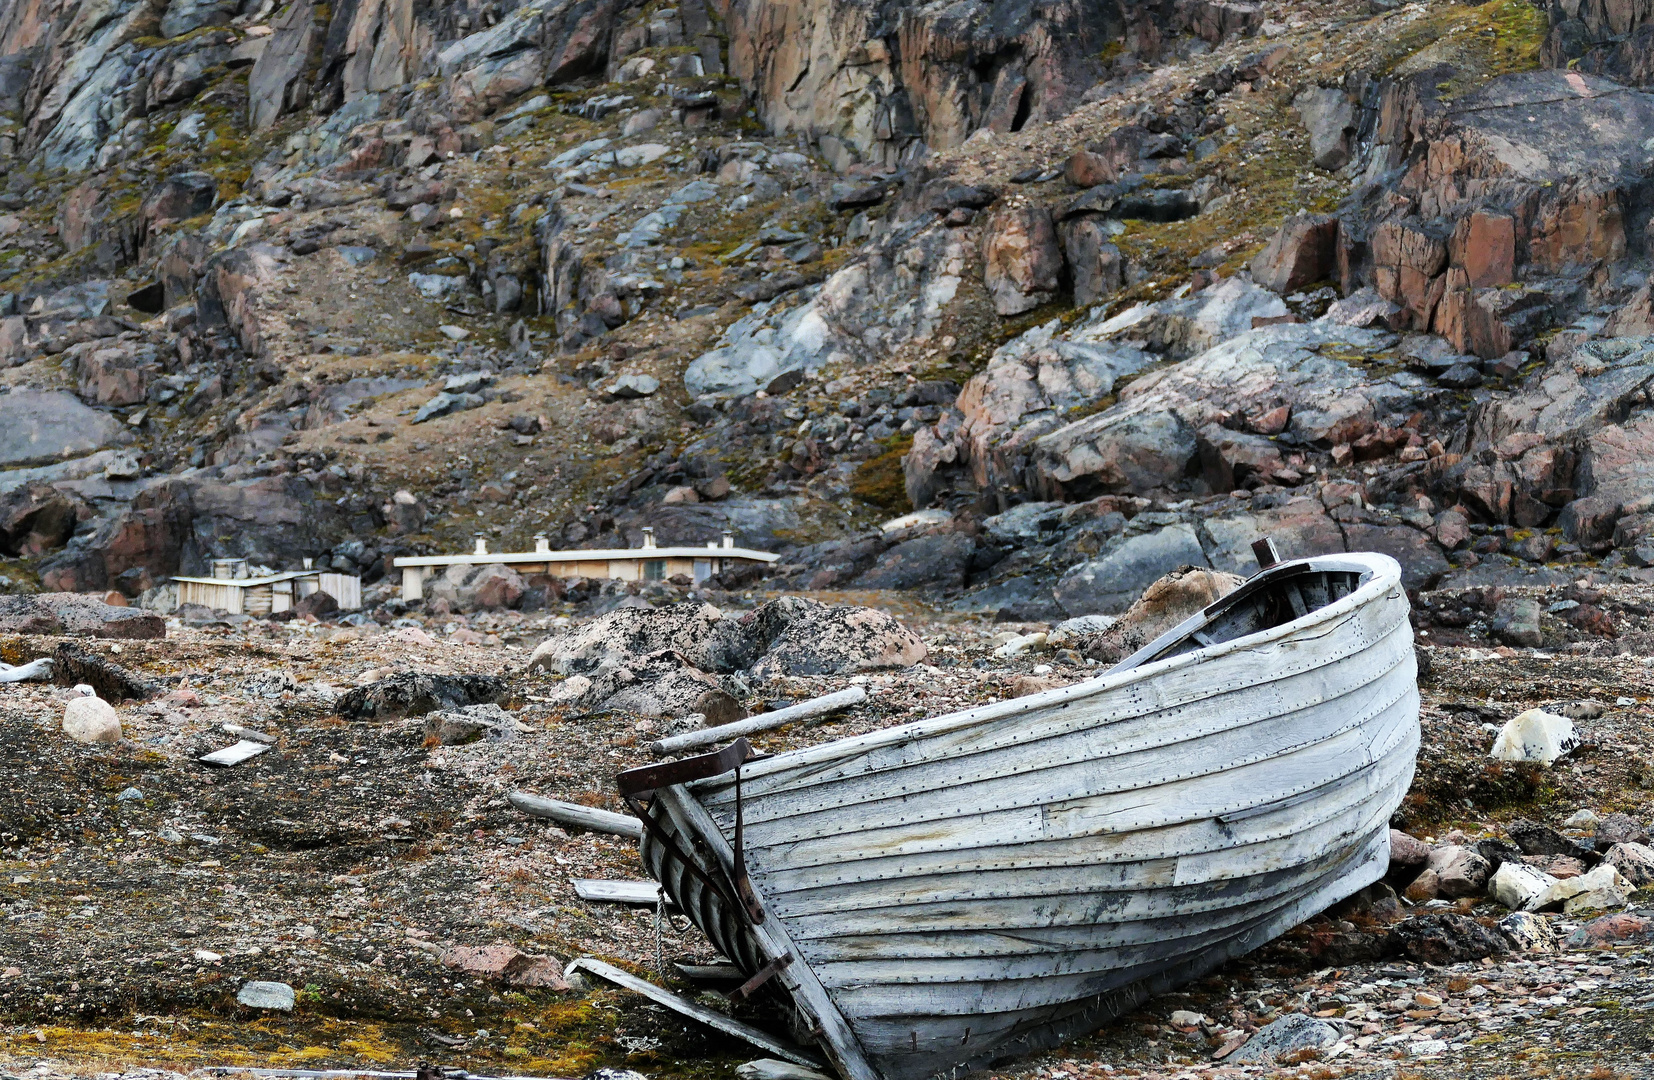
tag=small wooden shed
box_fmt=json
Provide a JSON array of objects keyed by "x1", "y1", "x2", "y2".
[{"x1": 173, "y1": 558, "x2": 363, "y2": 616}]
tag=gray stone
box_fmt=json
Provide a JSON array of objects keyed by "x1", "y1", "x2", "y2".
[
  {"x1": 982, "y1": 501, "x2": 1068, "y2": 545},
  {"x1": 0, "y1": 391, "x2": 130, "y2": 468},
  {"x1": 1605, "y1": 841, "x2": 1654, "y2": 887},
  {"x1": 1491, "y1": 596, "x2": 1543, "y2": 647},
  {"x1": 1228, "y1": 1013, "x2": 1339, "y2": 1064},
  {"x1": 607, "y1": 374, "x2": 660, "y2": 398},
  {"x1": 409, "y1": 272, "x2": 468, "y2": 300},
  {"x1": 1093, "y1": 277, "x2": 1289, "y2": 360},
  {"x1": 1498, "y1": 910, "x2": 1554, "y2": 951},
  {"x1": 335, "y1": 246, "x2": 377, "y2": 266},
  {"x1": 159, "y1": 0, "x2": 239, "y2": 35},
  {"x1": 1054, "y1": 523, "x2": 1208, "y2": 615},
  {"x1": 683, "y1": 295, "x2": 834, "y2": 399},
  {"x1": 236, "y1": 980, "x2": 295, "y2": 1010},
  {"x1": 115, "y1": 786, "x2": 143, "y2": 802},
  {"x1": 411, "y1": 392, "x2": 485, "y2": 424},
  {"x1": 248, "y1": 0, "x2": 319, "y2": 131},
  {"x1": 1294, "y1": 86, "x2": 1356, "y2": 171},
  {"x1": 855, "y1": 533, "x2": 975, "y2": 590}
]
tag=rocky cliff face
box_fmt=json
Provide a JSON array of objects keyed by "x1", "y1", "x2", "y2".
[{"x1": 0, "y1": 0, "x2": 1650, "y2": 633}]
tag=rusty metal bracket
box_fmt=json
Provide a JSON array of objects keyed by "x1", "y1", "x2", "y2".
[
  {"x1": 730, "y1": 951, "x2": 794, "y2": 1000},
  {"x1": 1251, "y1": 536, "x2": 1281, "y2": 571},
  {"x1": 617, "y1": 738, "x2": 757, "y2": 798},
  {"x1": 617, "y1": 738, "x2": 767, "y2": 924}
]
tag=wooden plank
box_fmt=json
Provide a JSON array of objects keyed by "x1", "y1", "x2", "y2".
[
  {"x1": 650, "y1": 687, "x2": 867, "y2": 757},
  {"x1": 700, "y1": 570, "x2": 1405, "y2": 788},
  {"x1": 701, "y1": 602, "x2": 1410, "y2": 807},
  {"x1": 677, "y1": 962, "x2": 745, "y2": 983},
  {"x1": 736, "y1": 698, "x2": 1417, "y2": 881},
  {"x1": 566, "y1": 956, "x2": 825, "y2": 1068},
  {"x1": 748, "y1": 739, "x2": 1415, "y2": 899},
  {"x1": 764, "y1": 765, "x2": 1410, "y2": 931},
  {"x1": 573, "y1": 879, "x2": 665, "y2": 905},
  {"x1": 199, "y1": 740, "x2": 271, "y2": 767},
  {"x1": 657, "y1": 786, "x2": 881, "y2": 1080},
  {"x1": 715, "y1": 656, "x2": 1415, "y2": 843},
  {"x1": 507, "y1": 791, "x2": 643, "y2": 840}
]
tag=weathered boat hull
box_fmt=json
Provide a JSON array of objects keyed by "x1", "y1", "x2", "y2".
[{"x1": 634, "y1": 553, "x2": 1419, "y2": 1080}]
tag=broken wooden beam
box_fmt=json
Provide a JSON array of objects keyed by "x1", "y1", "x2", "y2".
[
  {"x1": 567, "y1": 956, "x2": 825, "y2": 1067},
  {"x1": 573, "y1": 878, "x2": 665, "y2": 905},
  {"x1": 507, "y1": 791, "x2": 644, "y2": 840},
  {"x1": 649, "y1": 685, "x2": 867, "y2": 757}
]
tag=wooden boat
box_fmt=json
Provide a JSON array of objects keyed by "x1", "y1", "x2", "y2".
[{"x1": 618, "y1": 551, "x2": 1419, "y2": 1080}]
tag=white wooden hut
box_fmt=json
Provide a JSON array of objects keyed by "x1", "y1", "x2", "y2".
[
  {"x1": 173, "y1": 558, "x2": 362, "y2": 615},
  {"x1": 393, "y1": 530, "x2": 779, "y2": 602}
]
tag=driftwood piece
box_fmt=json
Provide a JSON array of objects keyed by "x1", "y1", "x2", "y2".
[
  {"x1": 567, "y1": 956, "x2": 826, "y2": 1067},
  {"x1": 52, "y1": 643, "x2": 158, "y2": 701},
  {"x1": 649, "y1": 685, "x2": 867, "y2": 756},
  {"x1": 507, "y1": 790, "x2": 643, "y2": 840},
  {"x1": 336, "y1": 673, "x2": 505, "y2": 720}
]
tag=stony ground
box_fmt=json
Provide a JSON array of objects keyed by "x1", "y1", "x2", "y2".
[{"x1": 0, "y1": 581, "x2": 1653, "y2": 1080}]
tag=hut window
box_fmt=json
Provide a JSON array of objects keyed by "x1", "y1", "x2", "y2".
[{"x1": 644, "y1": 560, "x2": 665, "y2": 581}]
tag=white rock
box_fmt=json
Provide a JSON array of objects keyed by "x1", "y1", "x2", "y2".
[
  {"x1": 1489, "y1": 708, "x2": 1577, "y2": 764},
  {"x1": 735, "y1": 1062, "x2": 831, "y2": 1080},
  {"x1": 612, "y1": 142, "x2": 669, "y2": 168},
  {"x1": 62, "y1": 691, "x2": 120, "y2": 744},
  {"x1": 1498, "y1": 910, "x2": 1554, "y2": 951},
  {"x1": 993, "y1": 632, "x2": 1048, "y2": 658},
  {"x1": 1605, "y1": 841, "x2": 1654, "y2": 887},
  {"x1": 236, "y1": 980, "x2": 295, "y2": 1010},
  {"x1": 1530, "y1": 862, "x2": 1632, "y2": 914},
  {"x1": 1169, "y1": 1009, "x2": 1209, "y2": 1027},
  {"x1": 438, "y1": 324, "x2": 470, "y2": 341},
  {"x1": 1489, "y1": 861, "x2": 1557, "y2": 911},
  {"x1": 880, "y1": 509, "x2": 951, "y2": 534},
  {"x1": 1563, "y1": 809, "x2": 1599, "y2": 830}
]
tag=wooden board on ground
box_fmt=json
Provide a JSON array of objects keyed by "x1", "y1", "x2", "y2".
[
  {"x1": 573, "y1": 878, "x2": 666, "y2": 905},
  {"x1": 567, "y1": 956, "x2": 826, "y2": 1068}
]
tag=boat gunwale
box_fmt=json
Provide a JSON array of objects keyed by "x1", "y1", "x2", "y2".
[
  {"x1": 709, "y1": 624, "x2": 1416, "y2": 838},
  {"x1": 688, "y1": 552, "x2": 1405, "y2": 789},
  {"x1": 740, "y1": 673, "x2": 1418, "y2": 870}
]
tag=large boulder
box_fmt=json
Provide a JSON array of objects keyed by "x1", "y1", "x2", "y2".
[
  {"x1": 0, "y1": 391, "x2": 130, "y2": 468},
  {"x1": 1086, "y1": 277, "x2": 1288, "y2": 360},
  {"x1": 248, "y1": 0, "x2": 321, "y2": 131},
  {"x1": 1054, "y1": 523, "x2": 1210, "y2": 615},
  {"x1": 0, "y1": 594, "x2": 164, "y2": 639},
  {"x1": 981, "y1": 205, "x2": 1062, "y2": 316},
  {"x1": 529, "y1": 602, "x2": 736, "y2": 674},
  {"x1": 1294, "y1": 86, "x2": 1356, "y2": 170},
  {"x1": 1026, "y1": 323, "x2": 1418, "y2": 500},
  {"x1": 1074, "y1": 565, "x2": 1244, "y2": 663},
  {"x1": 530, "y1": 597, "x2": 928, "y2": 681},
  {"x1": 1250, "y1": 213, "x2": 1338, "y2": 294},
  {"x1": 0, "y1": 483, "x2": 84, "y2": 556},
  {"x1": 738, "y1": 596, "x2": 928, "y2": 678},
  {"x1": 904, "y1": 317, "x2": 1154, "y2": 507},
  {"x1": 683, "y1": 295, "x2": 836, "y2": 399},
  {"x1": 854, "y1": 532, "x2": 974, "y2": 590}
]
